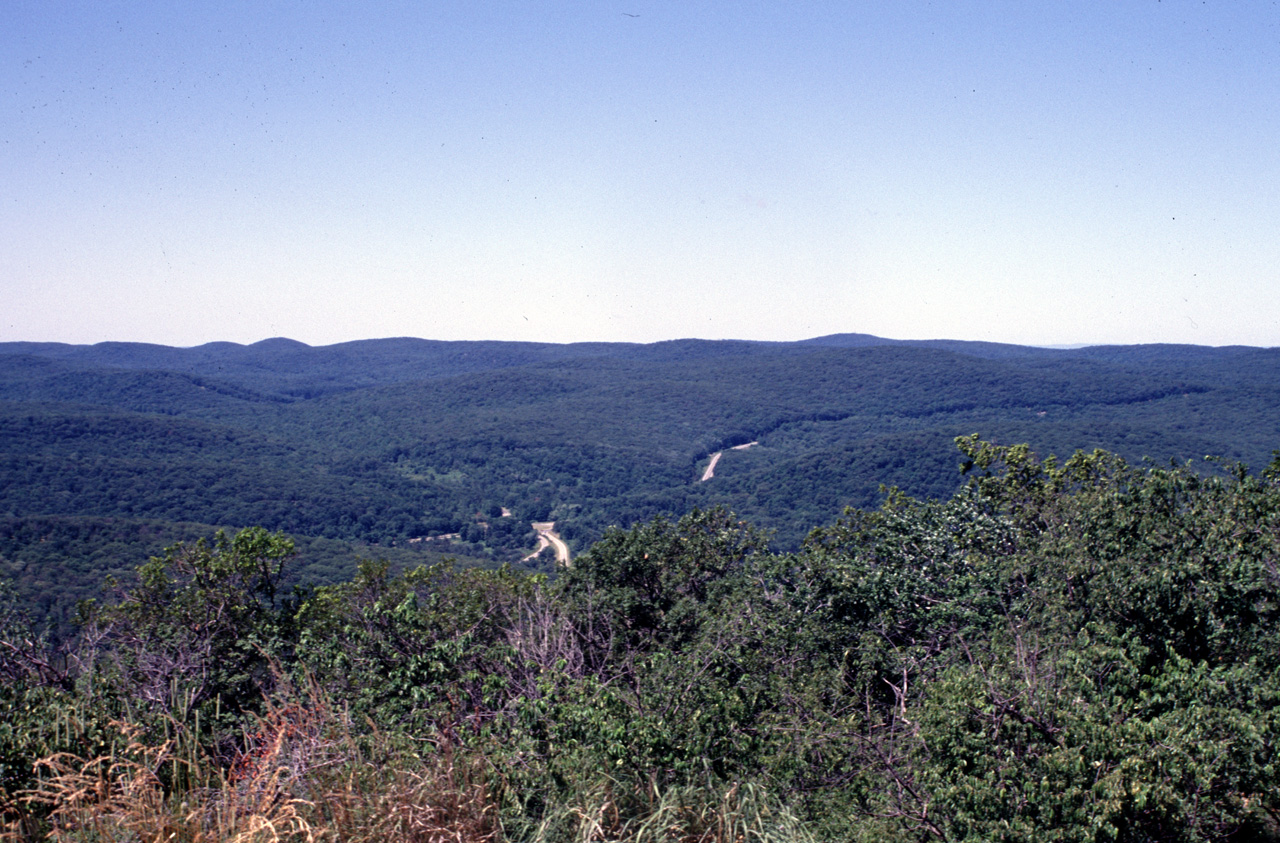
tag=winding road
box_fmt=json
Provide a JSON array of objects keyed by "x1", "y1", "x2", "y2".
[
  {"x1": 700, "y1": 441, "x2": 758, "y2": 482},
  {"x1": 525, "y1": 521, "x2": 571, "y2": 567},
  {"x1": 521, "y1": 441, "x2": 758, "y2": 566}
]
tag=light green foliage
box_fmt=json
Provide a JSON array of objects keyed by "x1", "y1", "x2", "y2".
[
  {"x1": 888, "y1": 439, "x2": 1280, "y2": 842},
  {"x1": 556, "y1": 507, "x2": 772, "y2": 656},
  {"x1": 295, "y1": 560, "x2": 537, "y2": 731}
]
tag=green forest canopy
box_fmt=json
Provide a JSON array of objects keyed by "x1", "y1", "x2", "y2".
[{"x1": 2, "y1": 335, "x2": 1278, "y2": 629}]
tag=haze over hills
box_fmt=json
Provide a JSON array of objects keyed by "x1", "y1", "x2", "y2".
[{"x1": 2, "y1": 333, "x2": 1278, "y2": 626}]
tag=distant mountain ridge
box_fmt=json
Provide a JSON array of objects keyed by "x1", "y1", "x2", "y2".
[{"x1": 4, "y1": 333, "x2": 1271, "y2": 396}]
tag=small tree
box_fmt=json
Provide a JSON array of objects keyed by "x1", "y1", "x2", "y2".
[{"x1": 87, "y1": 527, "x2": 296, "y2": 731}]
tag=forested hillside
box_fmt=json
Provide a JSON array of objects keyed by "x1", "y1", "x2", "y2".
[
  {"x1": 2, "y1": 439, "x2": 1277, "y2": 841},
  {"x1": 2, "y1": 335, "x2": 1278, "y2": 625}
]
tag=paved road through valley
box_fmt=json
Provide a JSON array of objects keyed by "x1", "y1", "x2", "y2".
[{"x1": 526, "y1": 521, "x2": 571, "y2": 567}]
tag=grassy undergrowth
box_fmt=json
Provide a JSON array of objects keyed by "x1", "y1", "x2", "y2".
[{"x1": 3, "y1": 675, "x2": 810, "y2": 843}]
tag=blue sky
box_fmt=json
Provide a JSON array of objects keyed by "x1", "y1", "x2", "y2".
[{"x1": 4, "y1": 1, "x2": 1278, "y2": 348}]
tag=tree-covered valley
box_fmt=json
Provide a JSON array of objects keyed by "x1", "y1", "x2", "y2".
[{"x1": 2, "y1": 334, "x2": 1279, "y2": 630}]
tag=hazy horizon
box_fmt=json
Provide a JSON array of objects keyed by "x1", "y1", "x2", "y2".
[
  {"x1": 6, "y1": 2, "x2": 1279, "y2": 349},
  {"x1": 2, "y1": 331, "x2": 1273, "y2": 353}
]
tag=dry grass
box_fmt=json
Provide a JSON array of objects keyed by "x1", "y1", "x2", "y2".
[
  {"x1": 7, "y1": 719, "x2": 314, "y2": 843},
  {"x1": 522, "y1": 779, "x2": 814, "y2": 843},
  {"x1": 309, "y1": 743, "x2": 498, "y2": 843},
  {"x1": 3, "y1": 676, "x2": 804, "y2": 843},
  {"x1": 2, "y1": 678, "x2": 498, "y2": 843}
]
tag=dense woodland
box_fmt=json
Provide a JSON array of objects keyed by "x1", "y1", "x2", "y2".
[
  {"x1": 0, "y1": 438, "x2": 1277, "y2": 841},
  {"x1": 2, "y1": 335, "x2": 1278, "y2": 629}
]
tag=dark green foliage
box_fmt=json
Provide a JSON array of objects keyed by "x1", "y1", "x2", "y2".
[
  {"x1": 0, "y1": 516, "x2": 496, "y2": 643},
  {"x1": 0, "y1": 581, "x2": 114, "y2": 831},
  {"x1": 4, "y1": 336, "x2": 1279, "y2": 589},
  {"x1": 82, "y1": 527, "x2": 299, "y2": 738}
]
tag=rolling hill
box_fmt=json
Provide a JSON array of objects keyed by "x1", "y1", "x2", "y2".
[{"x1": 2, "y1": 334, "x2": 1277, "y2": 626}]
